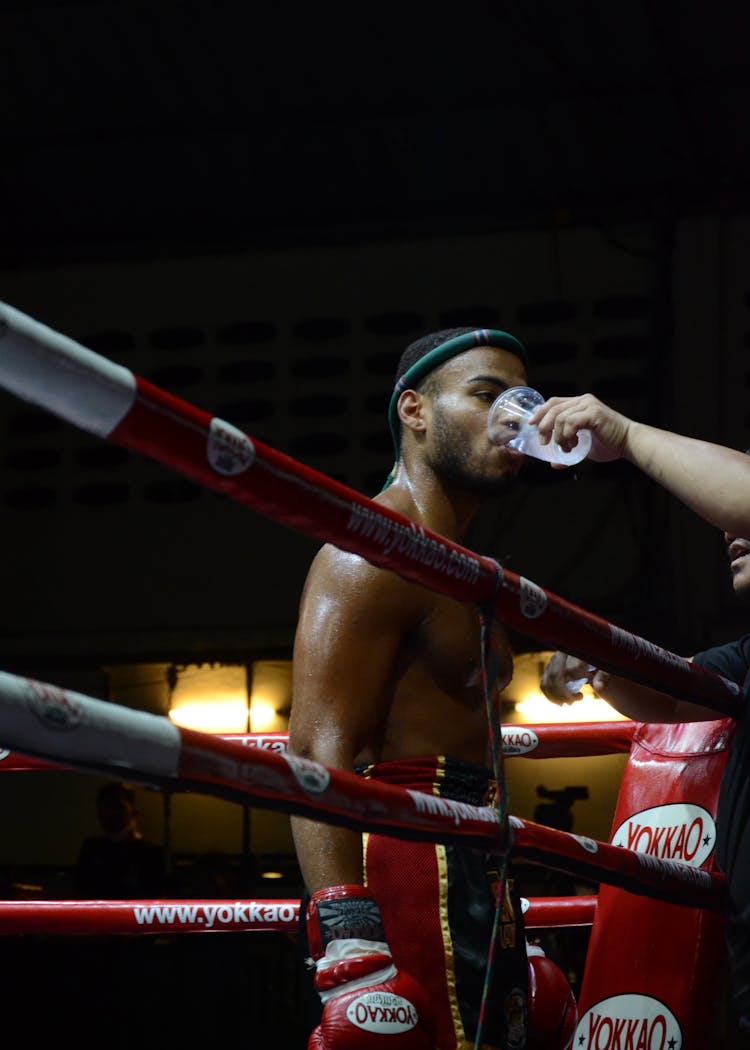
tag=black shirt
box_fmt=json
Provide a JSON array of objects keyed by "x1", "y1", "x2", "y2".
[
  {"x1": 75, "y1": 833, "x2": 165, "y2": 899},
  {"x1": 692, "y1": 634, "x2": 750, "y2": 1017}
]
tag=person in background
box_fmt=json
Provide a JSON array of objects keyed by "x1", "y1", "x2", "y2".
[{"x1": 75, "y1": 780, "x2": 165, "y2": 899}]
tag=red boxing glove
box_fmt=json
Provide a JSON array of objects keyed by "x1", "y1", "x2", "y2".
[
  {"x1": 306, "y1": 885, "x2": 437, "y2": 1049},
  {"x1": 526, "y1": 943, "x2": 578, "y2": 1050}
]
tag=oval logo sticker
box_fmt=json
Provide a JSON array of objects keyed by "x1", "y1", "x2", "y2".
[
  {"x1": 574, "y1": 992, "x2": 681, "y2": 1050},
  {"x1": 346, "y1": 991, "x2": 419, "y2": 1034},
  {"x1": 501, "y1": 727, "x2": 539, "y2": 755},
  {"x1": 612, "y1": 803, "x2": 715, "y2": 868}
]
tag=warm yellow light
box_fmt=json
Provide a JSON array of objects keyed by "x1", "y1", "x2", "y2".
[
  {"x1": 506, "y1": 651, "x2": 629, "y2": 725},
  {"x1": 514, "y1": 689, "x2": 629, "y2": 724},
  {"x1": 166, "y1": 662, "x2": 293, "y2": 733},
  {"x1": 249, "y1": 661, "x2": 291, "y2": 732},
  {"x1": 169, "y1": 697, "x2": 249, "y2": 733},
  {"x1": 168, "y1": 664, "x2": 249, "y2": 733},
  {"x1": 261, "y1": 870, "x2": 284, "y2": 880},
  {"x1": 249, "y1": 698, "x2": 277, "y2": 732}
]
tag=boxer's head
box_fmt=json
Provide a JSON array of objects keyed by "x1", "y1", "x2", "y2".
[{"x1": 384, "y1": 327, "x2": 528, "y2": 490}]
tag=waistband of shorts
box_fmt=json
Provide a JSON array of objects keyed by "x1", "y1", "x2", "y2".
[{"x1": 356, "y1": 755, "x2": 495, "y2": 806}]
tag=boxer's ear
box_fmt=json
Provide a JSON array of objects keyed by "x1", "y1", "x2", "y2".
[{"x1": 397, "y1": 389, "x2": 428, "y2": 435}]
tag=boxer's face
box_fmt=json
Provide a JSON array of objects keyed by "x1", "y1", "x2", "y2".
[{"x1": 421, "y1": 346, "x2": 528, "y2": 495}]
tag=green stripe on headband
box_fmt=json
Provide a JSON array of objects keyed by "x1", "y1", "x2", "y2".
[{"x1": 383, "y1": 328, "x2": 527, "y2": 489}]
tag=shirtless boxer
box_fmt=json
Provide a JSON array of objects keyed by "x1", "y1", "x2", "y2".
[{"x1": 289, "y1": 328, "x2": 576, "y2": 1050}]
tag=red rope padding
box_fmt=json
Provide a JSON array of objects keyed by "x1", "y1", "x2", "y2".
[
  {"x1": 494, "y1": 721, "x2": 636, "y2": 758},
  {"x1": 110, "y1": 376, "x2": 739, "y2": 714},
  {"x1": 524, "y1": 895, "x2": 597, "y2": 930},
  {"x1": 0, "y1": 722, "x2": 637, "y2": 772},
  {"x1": 0, "y1": 894, "x2": 596, "y2": 936},
  {"x1": 510, "y1": 816, "x2": 726, "y2": 912},
  {"x1": 0, "y1": 669, "x2": 506, "y2": 851},
  {"x1": 0, "y1": 898, "x2": 301, "y2": 935},
  {"x1": 174, "y1": 726, "x2": 502, "y2": 851}
]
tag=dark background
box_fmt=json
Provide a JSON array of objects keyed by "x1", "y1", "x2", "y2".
[
  {"x1": 1, "y1": 3, "x2": 749, "y2": 1046},
  {"x1": 2, "y1": 0, "x2": 750, "y2": 267}
]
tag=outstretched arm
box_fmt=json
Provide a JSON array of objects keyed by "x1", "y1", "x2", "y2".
[{"x1": 530, "y1": 394, "x2": 750, "y2": 538}]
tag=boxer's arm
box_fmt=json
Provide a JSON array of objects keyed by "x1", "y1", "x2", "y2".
[{"x1": 289, "y1": 544, "x2": 423, "y2": 892}]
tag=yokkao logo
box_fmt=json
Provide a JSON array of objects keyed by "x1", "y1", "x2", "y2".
[
  {"x1": 519, "y1": 577, "x2": 547, "y2": 619},
  {"x1": 283, "y1": 753, "x2": 331, "y2": 794},
  {"x1": 346, "y1": 990, "x2": 419, "y2": 1034},
  {"x1": 25, "y1": 680, "x2": 83, "y2": 731},
  {"x1": 501, "y1": 727, "x2": 539, "y2": 755},
  {"x1": 207, "y1": 417, "x2": 255, "y2": 476},
  {"x1": 612, "y1": 803, "x2": 715, "y2": 868},
  {"x1": 575, "y1": 993, "x2": 681, "y2": 1050}
]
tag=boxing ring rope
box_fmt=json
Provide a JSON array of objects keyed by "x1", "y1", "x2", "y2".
[
  {"x1": 0, "y1": 722, "x2": 631, "y2": 937},
  {"x1": 0, "y1": 302, "x2": 740, "y2": 714},
  {"x1": 0, "y1": 302, "x2": 733, "y2": 942},
  {"x1": 0, "y1": 670, "x2": 726, "y2": 914},
  {"x1": 0, "y1": 724, "x2": 622, "y2": 935},
  {"x1": 0, "y1": 896, "x2": 599, "y2": 937},
  {"x1": 0, "y1": 725, "x2": 626, "y2": 936},
  {"x1": 0, "y1": 721, "x2": 639, "y2": 772}
]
